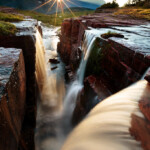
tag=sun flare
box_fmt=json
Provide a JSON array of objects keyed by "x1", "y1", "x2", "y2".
[{"x1": 33, "y1": 0, "x2": 80, "y2": 25}]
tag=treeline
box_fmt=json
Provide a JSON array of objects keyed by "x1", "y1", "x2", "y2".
[
  {"x1": 100, "y1": 0, "x2": 119, "y2": 9},
  {"x1": 126, "y1": 0, "x2": 150, "y2": 8}
]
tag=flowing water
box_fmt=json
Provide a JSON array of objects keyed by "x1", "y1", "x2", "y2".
[
  {"x1": 34, "y1": 24, "x2": 150, "y2": 150},
  {"x1": 35, "y1": 25, "x2": 100, "y2": 150},
  {"x1": 64, "y1": 30, "x2": 99, "y2": 118},
  {"x1": 62, "y1": 80, "x2": 149, "y2": 150},
  {"x1": 35, "y1": 26, "x2": 66, "y2": 150}
]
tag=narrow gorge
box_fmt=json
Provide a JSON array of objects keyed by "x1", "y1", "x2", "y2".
[{"x1": 0, "y1": 7, "x2": 150, "y2": 150}]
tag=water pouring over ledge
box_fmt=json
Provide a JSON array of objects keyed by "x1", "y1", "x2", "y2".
[
  {"x1": 62, "y1": 80, "x2": 150, "y2": 150},
  {"x1": 35, "y1": 26, "x2": 67, "y2": 150},
  {"x1": 35, "y1": 26, "x2": 100, "y2": 150},
  {"x1": 34, "y1": 23, "x2": 150, "y2": 150},
  {"x1": 63, "y1": 30, "x2": 98, "y2": 123}
]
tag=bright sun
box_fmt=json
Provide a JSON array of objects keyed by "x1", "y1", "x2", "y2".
[
  {"x1": 33, "y1": 0, "x2": 79, "y2": 24},
  {"x1": 105, "y1": 0, "x2": 128, "y2": 6}
]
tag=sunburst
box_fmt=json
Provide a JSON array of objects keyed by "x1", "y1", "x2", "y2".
[
  {"x1": 33, "y1": 0, "x2": 82, "y2": 25},
  {"x1": 33, "y1": 0, "x2": 77, "y2": 16}
]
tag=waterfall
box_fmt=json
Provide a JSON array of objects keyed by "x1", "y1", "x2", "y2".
[
  {"x1": 35, "y1": 26, "x2": 67, "y2": 150},
  {"x1": 78, "y1": 32, "x2": 97, "y2": 84},
  {"x1": 35, "y1": 29, "x2": 47, "y2": 92},
  {"x1": 64, "y1": 30, "x2": 98, "y2": 121},
  {"x1": 35, "y1": 28, "x2": 65, "y2": 108},
  {"x1": 62, "y1": 80, "x2": 149, "y2": 150}
]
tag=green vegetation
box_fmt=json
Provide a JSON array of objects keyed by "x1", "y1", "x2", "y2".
[
  {"x1": 101, "y1": 31, "x2": 124, "y2": 39},
  {"x1": 18, "y1": 9, "x2": 94, "y2": 26},
  {"x1": 125, "y1": 0, "x2": 150, "y2": 8},
  {"x1": 100, "y1": 0, "x2": 119, "y2": 9},
  {"x1": 0, "y1": 12, "x2": 23, "y2": 22},
  {"x1": 0, "y1": 12, "x2": 21, "y2": 36},
  {"x1": 0, "y1": 21, "x2": 17, "y2": 36},
  {"x1": 114, "y1": 8, "x2": 150, "y2": 20}
]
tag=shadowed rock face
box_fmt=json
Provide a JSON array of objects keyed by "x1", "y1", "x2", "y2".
[
  {"x1": 144, "y1": 68, "x2": 150, "y2": 83},
  {"x1": 0, "y1": 19, "x2": 38, "y2": 150},
  {"x1": 0, "y1": 47, "x2": 26, "y2": 150}
]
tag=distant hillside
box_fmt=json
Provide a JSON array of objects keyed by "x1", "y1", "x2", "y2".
[
  {"x1": 0, "y1": 0, "x2": 105, "y2": 14},
  {"x1": 49, "y1": 7, "x2": 93, "y2": 14}
]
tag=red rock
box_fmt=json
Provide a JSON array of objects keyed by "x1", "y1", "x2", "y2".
[
  {"x1": 130, "y1": 114, "x2": 150, "y2": 150},
  {"x1": 58, "y1": 11, "x2": 150, "y2": 132},
  {"x1": 0, "y1": 47, "x2": 26, "y2": 150},
  {"x1": 144, "y1": 69, "x2": 150, "y2": 83},
  {"x1": 139, "y1": 98, "x2": 150, "y2": 122},
  {"x1": 0, "y1": 20, "x2": 39, "y2": 150}
]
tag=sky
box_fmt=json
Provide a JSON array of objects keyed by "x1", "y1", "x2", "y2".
[{"x1": 80, "y1": 0, "x2": 128, "y2": 7}]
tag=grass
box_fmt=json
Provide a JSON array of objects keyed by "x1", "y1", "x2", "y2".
[
  {"x1": 114, "y1": 8, "x2": 150, "y2": 21},
  {"x1": 0, "y1": 21, "x2": 17, "y2": 36},
  {"x1": 18, "y1": 10, "x2": 94, "y2": 26},
  {"x1": 101, "y1": 31, "x2": 124, "y2": 39},
  {"x1": 0, "y1": 12, "x2": 23, "y2": 22}
]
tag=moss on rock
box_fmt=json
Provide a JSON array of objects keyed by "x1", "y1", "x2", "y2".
[
  {"x1": 0, "y1": 21, "x2": 17, "y2": 36},
  {"x1": 101, "y1": 31, "x2": 124, "y2": 39}
]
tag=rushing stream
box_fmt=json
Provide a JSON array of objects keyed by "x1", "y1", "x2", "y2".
[
  {"x1": 35, "y1": 24, "x2": 99, "y2": 150},
  {"x1": 35, "y1": 26, "x2": 66, "y2": 150},
  {"x1": 34, "y1": 22, "x2": 150, "y2": 150}
]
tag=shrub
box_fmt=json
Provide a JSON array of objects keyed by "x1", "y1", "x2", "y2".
[
  {"x1": 101, "y1": 31, "x2": 124, "y2": 39},
  {"x1": 100, "y1": 0, "x2": 119, "y2": 9},
  {"x1": 143, "y1": 2, "x2": 150, "y2": 8}
]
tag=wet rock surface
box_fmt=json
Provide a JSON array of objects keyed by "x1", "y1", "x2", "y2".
[
  {"x1": 0, "y1": 47, "x2": 26, "y2": 150},
  {"x1": 58, "y1": 12, "x2": 149, "y2": 67},
  {"x1": 49, "y1": 58, "x2": 60, "y2": 64},
  {"x1": 0, "y1": 19, "x2": 38, "y2": 150},
  {"x1": 58, "y1": 12, "x2": 150, "y2": 95},
  {"x1": 58, "y1": 11, "x2": 150, "y2": 148},
  {"x1": 130, "y1": 81, "x2": 150, "y2": 150},
  {"x1": 144, "y1": 68, "x2": 150, "y2": 83}
]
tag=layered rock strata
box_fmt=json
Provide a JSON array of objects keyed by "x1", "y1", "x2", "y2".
[
  {"x1": 58, "y1": 12, "x2": 150, "y2": 145},
  {"x1": 0, "y1": 47, "x2": 26, "y2": 150},
  {"x1": 0, "y1": 19, "x2": 38, "y2": 150}
]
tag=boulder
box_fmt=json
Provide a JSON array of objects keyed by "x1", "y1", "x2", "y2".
[{"x1": 49, "y1": 58, "x2": 60, "y2": 64}]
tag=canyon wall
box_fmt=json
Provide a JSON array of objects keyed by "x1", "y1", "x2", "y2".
[
  {"x1": 58, "y1": 14, "x2": 150, "y2": 88},
  {"x1": 0, "y1": 19, "x2": 39, "y2": 150},
  {"x1": 58, "y1": 12, "x2": 150, "y2": 146},
  {"x1": 0, "y1": 47, "x2": 26, "y2": 150}
]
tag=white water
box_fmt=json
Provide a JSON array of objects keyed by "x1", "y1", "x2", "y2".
[
  {"x1": 63, "y1": 30, "x2": 98, "y2": 120},
  {"x1": 62, "y1": 80, "x2": 150, "y2": 150},
  {"x1": 35, "y1": 30, "x2": 47, "y2": 91},
  {"x1": 35, "y1": 26, "x2": 66, "y2": 150},
  {"x1": 34, "y1": 23, "x2": 150, "y2": 150}
]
